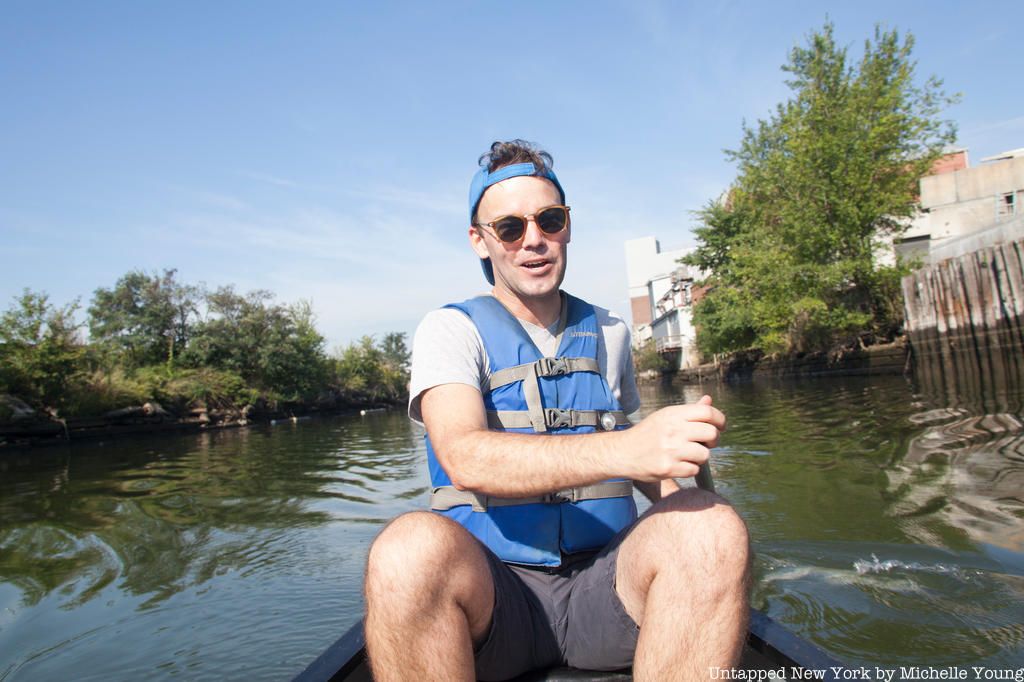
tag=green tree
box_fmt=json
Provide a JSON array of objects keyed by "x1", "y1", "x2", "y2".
[
  {"x1": 380, "y1": 331, "x2": 411, "y2": 397},
  {"x1": 88, "y1": 269, "x2": 199, "y2": 369},
  {"x1": 633, "y1": 339, "x2": 672, "y2": 374},
  {"x1": 381, "y1": 332, "x2": 410, "y2": 373},
  {"x1": 684, "y1": 22, "x2": 957, "y2": 355},
  {"x1": 184, "y1": 287, "x2": 328, "y2": 401},
  {"x1": 332, "y1": 333, "x2": 410, "y2": 401},
  {"x1": 334, "y1": 336, "x2": 387, "y2": 399},
  {"x1": 0, "y1": 290, "x2": 84, "y2": 409}
]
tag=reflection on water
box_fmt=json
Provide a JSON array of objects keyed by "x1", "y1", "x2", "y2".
[
  {"x1": 666, "y1": 327, "x2": 1023, "y2": 669},
  {"x1": 0, "y1": 413, "x2": 428, "y2": 680},
  {"x1": 904, "y1": 327, "x2": 1024, "y2": 556},
  {"x1": 2, "y1": 337, "x2": 1024, "y2": 677},
  {"x1": 755, "y1": 541, "x2": 1024, "y2": 667}
]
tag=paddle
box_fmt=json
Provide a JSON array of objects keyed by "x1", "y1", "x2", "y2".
[
  {"x1": 695, "y1": 462, "x2": 716, "y2": 493},
  {"x1": 694, "y1": 394, "x2": 717, "y2": 493}
]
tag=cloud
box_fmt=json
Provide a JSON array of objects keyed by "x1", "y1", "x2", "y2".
[
  {"x1": 347, "y1": 184, "x2": 464, "y2": 217},
  {"x1": 238, "y1": 171, "x2": 301, "y2": 188},
  {"x1": 962, "y1": 115, "x2": 1024, "y2": 136},
  {"x1": 158, "y1": 166, "x2": 709, "y2": 346},
  {"x1": 163, "y1": 184, "x2": 251, "y2": 212},
  {"x1": 158, "y1": 181, "x2": 480, "y2": 346},
  {"x1": 620, "y1": 0, "x2": 673, "y2": 48}
]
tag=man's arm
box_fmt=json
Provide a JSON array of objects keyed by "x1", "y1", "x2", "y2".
[
  {"x1": 633, "y1": 479, "x2": 683, "y2": 503},
  {"x1": 631, "y1": 395, "x2": 719, "y2": 502},
  {"x1": 422, "y1": 383, "x2": 724, "y2": 497}
]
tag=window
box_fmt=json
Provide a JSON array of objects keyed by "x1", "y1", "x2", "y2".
[{"x1": 997, "y1": 192, "x2": 1016, "y2": 219}]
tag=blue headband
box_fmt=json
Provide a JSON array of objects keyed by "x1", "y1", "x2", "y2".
[{"x1": 467, "y1": 162, "x2": 566, "y2": 284}]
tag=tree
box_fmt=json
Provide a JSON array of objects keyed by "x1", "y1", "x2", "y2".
[
  {"x1": 88, "y1": 269, "x2": 199, "y2": 369},
  {"x1": 633, "y1": 339, "x2": 672, "y2": 374},
  {"x1": 381, "y1": 332, "x2": 410, "y2": 372},
  {"x1": 333, "y1": 334, "x2": 410, "y2": 401},
  {"x1": 684, "y1": 22, "x2": 957, "y2": 355},
  {"x1": 0, "y1": 290, "x2": 84, "y2": 409},
  {"x1": 334, "y1": 336, "x2": 387, "y2": 399},
  {"x1": 380, "y1": 332, "x2": 411, "y2": 397},
  {"x1": 183, "y1": 287, "x2": 329, "y2": 401}
]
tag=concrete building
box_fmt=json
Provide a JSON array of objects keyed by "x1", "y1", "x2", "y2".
[
  {"x1": 899, "y1": 148, "x2": 1024, "y2": 263},
  {"x1": 624, "y1": 237, "x2": 701, "y2": 369}
]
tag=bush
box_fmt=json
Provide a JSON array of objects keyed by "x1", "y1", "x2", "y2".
[
  {"x1": 0, "y1": 290, "x2": 84, "y2": 411},
  {"x1": 159, "y1": 367, "x2": 258, "y2": 411},
  {"x1": 332, "y1": 335, "x2": 410, "y2": 402},
  {"x1": 634, "y1": 339, "x2": 672, "y2": 374},
  {"x1": 1, "y1": 275, "x2": 408, "y2": 418},
  {"x1": 61, "y1": 368, "x2": 151, "y2": 417}
]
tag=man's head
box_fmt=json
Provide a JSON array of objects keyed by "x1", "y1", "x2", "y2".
[{"x1": 467, "y1": 140, "x2": 570, "y2": 306}]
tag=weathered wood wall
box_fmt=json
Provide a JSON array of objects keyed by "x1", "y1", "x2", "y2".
[
  {"x1": 902, "y1": 238, "x2": 1024, "y2": 406},
  {"x1": 902, "y1": 238, "x2": 1024, "y2": 348}
]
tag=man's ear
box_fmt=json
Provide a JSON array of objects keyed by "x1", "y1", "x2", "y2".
[{"x1": 469, "y1": 226, "x2": 490, "y2": 259}]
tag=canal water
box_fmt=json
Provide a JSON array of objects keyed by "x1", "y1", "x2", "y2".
[{"x1": 1, "y1": 351, "x2": 1023, "y2": 679}]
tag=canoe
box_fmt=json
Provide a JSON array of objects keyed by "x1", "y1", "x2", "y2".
[{"x1": 293, "y1": 608, "x2": 849, "y2": 681}]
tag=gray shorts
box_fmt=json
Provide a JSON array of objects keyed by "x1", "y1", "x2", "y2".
[{"x1": 473, "y1": 526, "x2": 640, "y2": 681}]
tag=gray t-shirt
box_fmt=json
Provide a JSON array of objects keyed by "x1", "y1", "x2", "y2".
[{"x1": 408, "y1": 294, "x2": 640, "y2": 426}]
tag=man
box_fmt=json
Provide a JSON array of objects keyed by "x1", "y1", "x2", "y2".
[{"x1": 364, "y1": 140, "x2": 750, "y2": 681}]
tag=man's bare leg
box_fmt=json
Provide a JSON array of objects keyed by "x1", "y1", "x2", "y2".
[
  {"x1": 616, "y1": 488, "x2": 751, "y2": 681},
  {"x1": 364, "y1": 511, "x2": 495, "y2": 681}
]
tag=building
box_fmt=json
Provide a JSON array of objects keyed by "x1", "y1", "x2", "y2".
[
  {"x1": 624, "y1": 237, "x2": 702, "y2": 369},
  {"x1": 898, "y1": 147, "x2": 1024, "y2": 263}
]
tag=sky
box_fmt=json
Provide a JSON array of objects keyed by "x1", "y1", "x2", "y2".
[{"x1": 2, "y1": 1, "x2": 1021, "y2": 349}]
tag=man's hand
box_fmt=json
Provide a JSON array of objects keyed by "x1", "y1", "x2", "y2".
[
  {"x1": 621, "y1": 395, "x2": 725, "y2": 482},
  {"x1": 423, "y1": 384, "x2": 725, "y2": 496}
]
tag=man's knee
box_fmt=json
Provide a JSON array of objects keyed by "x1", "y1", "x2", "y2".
[
  {"x1": 365, "y1": 511, "x2": 487, "y2": 599},
  {"x1": 368, "y1": 512, "x2": 458, "y2": 578},
  {"x1": 634, "y1": 488, "x2": 750, "y2": 575},
  {"x1": 365, "y1": 511, "x2": 495, "y2": 644}
]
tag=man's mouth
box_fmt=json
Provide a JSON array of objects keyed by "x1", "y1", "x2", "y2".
[{"x1": 522, "y1": 259, "x2": 550, "y2": 270}]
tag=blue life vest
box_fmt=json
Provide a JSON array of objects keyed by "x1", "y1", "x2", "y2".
[{"x1": 425, "y1": 293, "x2": 637, "y2": 567}]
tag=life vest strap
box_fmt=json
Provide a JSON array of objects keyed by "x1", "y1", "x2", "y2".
[
  {"x1": 489, "y1": 356, "x2": 603, "y2": 433},
  {"x1": 487, "y1": 356, "x2": 600, "y2": 392},
  {"x1": 430, "y1": 480, "x2": 634, "y2": 512},
  {"x1": 487, "y1": 409, "x2": 628, "y2": 430}
]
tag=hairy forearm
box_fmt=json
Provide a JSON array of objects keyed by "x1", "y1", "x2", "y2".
[
  {"x1": 423, "y1": 384, "x2": 722, "y2": 498},
  {"x1": 634, "y1": 478, "x2": 682, "y2": 503},
  {"x1": 441, "y1": 427, "x2": 628, "y2": 497}
]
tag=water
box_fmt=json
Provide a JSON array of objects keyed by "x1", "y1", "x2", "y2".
[
  {"x1": 1, "y1": 358, "x2": 1023, "y2": 677},
  {"x1": 646, "y1": 371, "x2": 1024, "y2": 670},
  {"x1": 0, "y1": 416, "x2": 426, "y2": 679}
]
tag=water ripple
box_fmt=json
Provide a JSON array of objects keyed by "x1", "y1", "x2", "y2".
[{"x1": 853, "y1": 553, "x2": 971, "y2": 578}]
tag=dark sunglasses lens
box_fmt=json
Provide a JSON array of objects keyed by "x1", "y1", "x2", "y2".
[
  {"x1": 537, "y1": 207, "x2": 567, "y2": 234},
  {"x1": 493, "y1": 217, "x2": 527, "y2": 242}
]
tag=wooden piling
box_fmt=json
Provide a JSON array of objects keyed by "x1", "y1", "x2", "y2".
[
  {"x1": 904, "y1": 238, "x2": 1024, "y2": 407},
  {"x1": 904, "y1": 238, "x2": 1024, "y2": 344}
]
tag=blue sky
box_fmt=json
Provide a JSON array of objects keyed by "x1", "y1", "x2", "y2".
[{"x1": 2, "y1": 1, "x2": 1021, "y2": 349}]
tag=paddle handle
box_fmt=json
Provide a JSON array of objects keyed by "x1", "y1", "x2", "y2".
[
  {"x1": 692, "y1": 395, "x2": 717, "y2": 493},
  {"x1": 694, "y1": 462, "x2": 716, "y2": 493}
]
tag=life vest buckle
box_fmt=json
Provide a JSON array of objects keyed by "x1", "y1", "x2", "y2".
[
  {"x1": 535, "y1": 356, "x2": 569, "y2": 377},
  {"x1": 544, "y1": 408, "x2": 574, "y2": 428},
  {"x1": 541, "y1": 490, "x2": 574, "y2": 504}
]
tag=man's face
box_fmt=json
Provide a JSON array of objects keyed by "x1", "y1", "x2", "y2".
[{"x1": 469, "y1": 175, "x2": 570, "y2": 305}]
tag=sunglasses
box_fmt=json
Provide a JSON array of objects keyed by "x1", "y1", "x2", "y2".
[{"x1": 474, "y1": 205, "x2": 571, "y2": 244}]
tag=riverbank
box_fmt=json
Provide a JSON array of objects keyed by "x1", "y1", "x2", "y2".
[
  {"x1": 0, "y1": 393, "x2": 404, "y2": 450},
  {"x1": 648, "y1": 338, "x2": 910, "y2": 384}
]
